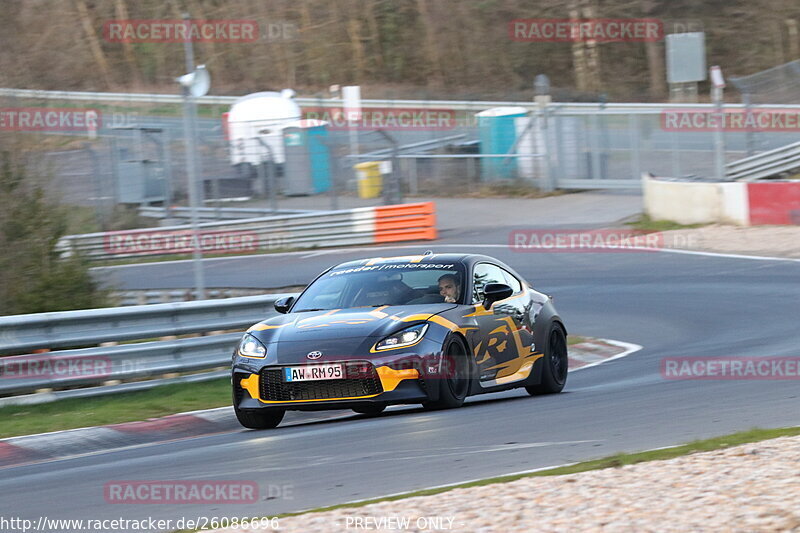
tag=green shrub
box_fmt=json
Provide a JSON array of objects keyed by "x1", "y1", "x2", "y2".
[{"x1": 0, "y1": 151, "x2": 110, "y2": 315}]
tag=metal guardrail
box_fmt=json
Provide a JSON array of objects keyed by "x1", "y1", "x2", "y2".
[
  {"x1": 0, "y1": 294, "x2": 292, "y2": 397},
  {"x1": 59, "y1": 203, "x2": 437, "y2": 261},
  {"x1": 58, "y1": 209, "x2": 376, "y2": 260},
  {"x1": 138, "y1": 206, "x2": 316, "y2": 220},
  {"x1": 0, "y1": 294, "x2": 289, "y2": 354},
  {"x1": 725, "y1": 140, "x2": 800, "y2": 181},
  {"x1": 112, "y1": 288, "x2": 269, "y2": 306},
  {"x1": 0, "y1": 334, "x2": 239, "y2": 396}
]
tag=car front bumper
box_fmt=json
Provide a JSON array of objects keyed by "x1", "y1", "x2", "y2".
[{"x1": 232, "y1": 352, "x2": 448, "y2": 411}]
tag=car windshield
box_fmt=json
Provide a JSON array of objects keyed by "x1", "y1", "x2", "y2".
[{"x1": 293, "y1": 263, "x2": 466, "y2": 311}]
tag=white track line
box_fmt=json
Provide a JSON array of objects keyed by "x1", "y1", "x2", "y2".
[{"x1": 92, "y1": 243, "x2": 800, "y2": 271}]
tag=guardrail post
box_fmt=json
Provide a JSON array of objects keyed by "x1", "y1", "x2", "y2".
[{"x1": 712, "y1": 85, "x2": 726, "y2": 181}]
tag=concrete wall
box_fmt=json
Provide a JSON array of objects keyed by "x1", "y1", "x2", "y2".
[{"x1": 643, "y1": 175, "x2": 730, "y2": 224}]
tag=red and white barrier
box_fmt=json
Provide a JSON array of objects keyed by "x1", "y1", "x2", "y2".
[
  {"x1": 747, "y1": 182, "x2": 800, "y2": 225},
  {"x1": 643, "y1": 175, "x2": 800, "y2": 226}
]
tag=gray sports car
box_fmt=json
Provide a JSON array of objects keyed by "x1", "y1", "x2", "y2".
[{"x1": 231, "y1": 253, "x2": 568, "y2": 429}]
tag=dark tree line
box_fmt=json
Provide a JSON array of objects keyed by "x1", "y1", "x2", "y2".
[{"x1": 0, "y1": 0, "x2": 798, "y2": 101}]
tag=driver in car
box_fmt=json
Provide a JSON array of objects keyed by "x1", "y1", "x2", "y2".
[{"x1": 438, "y1": 274, "x2": 460, "y2": 303}]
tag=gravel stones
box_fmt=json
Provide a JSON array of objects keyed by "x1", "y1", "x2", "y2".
[{"x1": 209, "y1": 434, "x2": 800, "y2": 532}]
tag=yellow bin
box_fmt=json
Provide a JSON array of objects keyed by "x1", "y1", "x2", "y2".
[{"x1": 355, "y1": 161, "x2": 383, "y2": 199}]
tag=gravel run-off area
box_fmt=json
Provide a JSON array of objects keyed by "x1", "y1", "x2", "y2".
[
  {"x1": 210, "y1": 434, "x2": 800, "y2": 532},
  {"x1": 659, "y1": 225, "x2": 800, "y2": 258}
]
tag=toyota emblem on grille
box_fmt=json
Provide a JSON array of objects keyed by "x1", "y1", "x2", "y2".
[{"x1": 307, "y1": 350, "x2": 323, "y2": 360}]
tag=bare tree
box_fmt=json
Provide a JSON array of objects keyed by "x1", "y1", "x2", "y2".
[{"x1": 73, "y1": 0, "x2": 113, "y2": 88}]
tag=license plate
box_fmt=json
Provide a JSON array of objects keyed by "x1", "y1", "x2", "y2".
[{"x1": 283, "y1": 364, "x2": 344, "y2": 382}]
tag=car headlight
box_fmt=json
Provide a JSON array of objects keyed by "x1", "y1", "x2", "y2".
[
  {"x1": 238, "y1": 333, "x2": 267, "y2": 358},
  {"x1": 375, "y1": 323, "x2": 429, "y2": 351}
]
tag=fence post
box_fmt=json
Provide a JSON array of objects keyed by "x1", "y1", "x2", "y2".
[
  {"x1": 84, "y1": 142, "x2": 106, "y2": 229},
  {"x1": 160, "y1": 129, "x2": 175, "y2": 221},
  {"x1": 670, "y1": 129, "x2": 682, "y2": 178},
  {"x1": 629, "y1": 114, "x2": 641, "y2": 181},
  {"x1": 255, "y1": 137, "x2": 278, "y2": 212},
  {"x1": 541, "y1": 109, "x2": 554, "y2": 192},
  {"x1": 590, "y1": 113, "x2": 602, "y2": 181}
]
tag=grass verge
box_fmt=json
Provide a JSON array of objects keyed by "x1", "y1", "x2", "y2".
[
  {"x1": 0, "y1": 377, "x2": 230, "y2": 439},
  {"x1": 567, "y1": 335, "x2": 587, "y2": 346},
  {"x1": 264, "y1": 425, "x2": 800, "y2": 520},
  {"x1": 625, "y1": 214, "x2": 709, "y2": 232},
  {"x1": 459, "y1": 181, "x2": 572, "y2": 199}
]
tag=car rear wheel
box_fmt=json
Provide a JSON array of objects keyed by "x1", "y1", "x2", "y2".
[
  {"x1": 234, "y1": 405, "x2": 285, "y2": 429},
  {"x1": 526, "y1": 325, "x2": 568, "y2": 395},
  {"x1": 423, "y1": 336, "x2": 470, "y2": 410}
]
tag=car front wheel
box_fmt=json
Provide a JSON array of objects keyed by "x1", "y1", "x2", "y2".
[
  {"x1": 234, "y1": 404, "x2": 285, "y2": 429},
  {"x1": 423, "y1": 336, "x2": 471, "y2": 410}
]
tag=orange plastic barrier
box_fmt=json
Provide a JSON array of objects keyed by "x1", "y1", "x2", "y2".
[{"x1": 373, "y1": 202, "x2": 438, "y2": 243}]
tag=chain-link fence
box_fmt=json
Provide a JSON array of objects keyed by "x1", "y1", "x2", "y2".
[
  {"x1": 730, "y1": 60, "x2": 800, "y2": 106},
  {"x1": 4, "y1": 91, "x2": 800, "y2": 226}
]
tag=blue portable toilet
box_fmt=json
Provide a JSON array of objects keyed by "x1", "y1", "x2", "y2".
[
  {"x1": 476, "y1": 106, "x2": 528, "y2": 181},
  {"x1": 282, "y1": 119, "x2": 331, "y2": 195}
]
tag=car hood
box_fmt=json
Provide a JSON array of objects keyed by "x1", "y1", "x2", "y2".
[{"x1": 248, "y1": 303, "x2": 458, "y2": 343}]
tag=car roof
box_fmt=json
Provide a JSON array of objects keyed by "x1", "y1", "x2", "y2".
[{"x1": 331, "y1": 253, "x2": 498, "y2": 270}]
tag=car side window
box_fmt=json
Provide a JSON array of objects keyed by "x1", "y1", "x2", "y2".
[
  {"x1": 501, "y1": 268, "x2": 522, "y2": 293},
  {"x1": 472, "y1": 263, "x2": 508, "y2": 304}
]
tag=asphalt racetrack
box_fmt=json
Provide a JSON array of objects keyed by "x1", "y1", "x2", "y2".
[{"x1": 2, "y1": 239, "x2": 799, "y2": 530}]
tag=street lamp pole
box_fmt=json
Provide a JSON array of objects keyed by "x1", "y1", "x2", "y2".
[{"x1": 180, "y1": 13, "x2": 206, "y2": 300}]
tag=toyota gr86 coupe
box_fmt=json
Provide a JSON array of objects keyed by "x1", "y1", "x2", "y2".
[{"x1": 232, "y1": 253, "x2": 568, "y2": 429}]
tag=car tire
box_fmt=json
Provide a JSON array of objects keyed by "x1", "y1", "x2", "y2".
[
  {"x1": 526, "y1": 324, "x2": 568, "y2": 396},
  {"x1": 352, "y1": 404, "x2": 386, "y2": 416},
  {"x1": 234, "y1": 405, "x2": 285, "y2": 429},
  {"x1": 423, "y1": 335, "x2": 471, "y2": 410}
]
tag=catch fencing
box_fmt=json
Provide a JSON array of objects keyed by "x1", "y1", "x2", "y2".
[{"x1": 5, "y1": 87, "x2": 800, "y2": 223}]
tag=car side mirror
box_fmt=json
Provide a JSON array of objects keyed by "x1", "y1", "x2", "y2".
[
  {"x1": 482, "y1": 283, "x2": 513, "y2": 310},
  {"x1": 274, "y1": 296, "x2": 295, "y2": 314}
]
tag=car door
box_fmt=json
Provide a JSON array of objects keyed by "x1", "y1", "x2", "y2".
[{"x1": 469, "y1": 262, "x2": 537, "y2": 386}]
